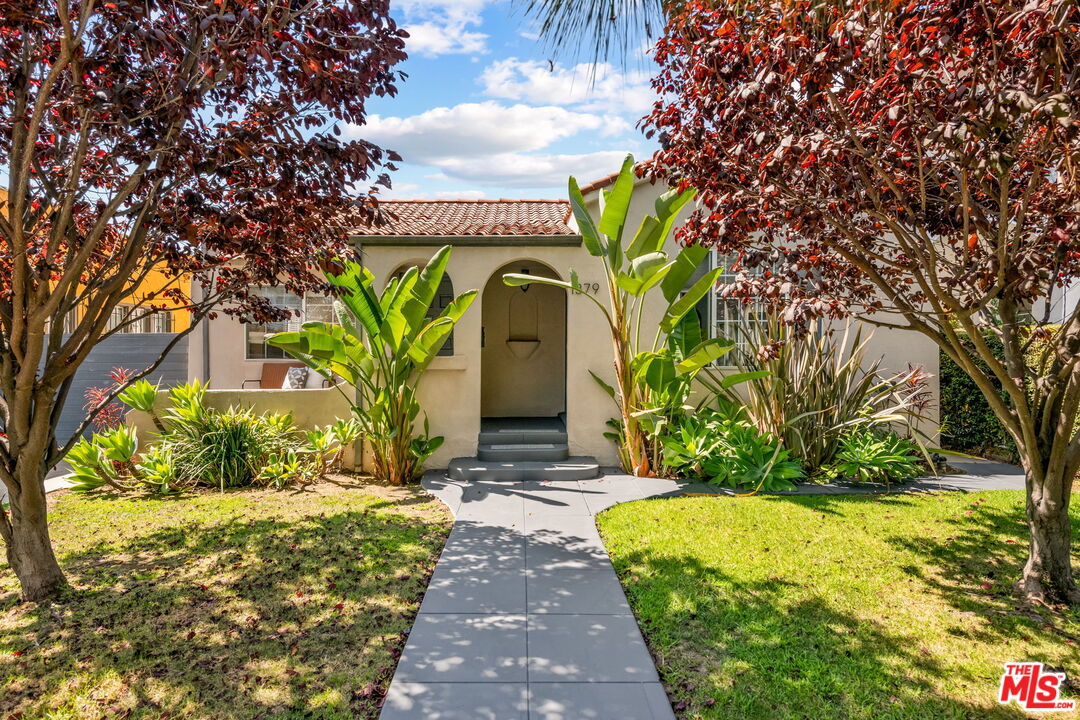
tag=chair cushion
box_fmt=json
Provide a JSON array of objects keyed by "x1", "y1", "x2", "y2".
[
  {"x1": 304, "y1": 369, "x2": 328, "y2": 388},
  {"x1": 282, "y1": 366, "x2": 309, "y2": 389}
]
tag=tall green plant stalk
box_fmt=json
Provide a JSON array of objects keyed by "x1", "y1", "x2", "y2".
[
  {"x1": 269, "y1": 246, "x2": 476, "y2": 485},
  {"x1": 504, "y1": 155, "x2": 726, "y2": 476}
]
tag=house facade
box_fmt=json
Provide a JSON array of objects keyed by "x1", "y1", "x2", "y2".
[{"x1": 187, "y1": 175, "x2": 940, "y2": 471}]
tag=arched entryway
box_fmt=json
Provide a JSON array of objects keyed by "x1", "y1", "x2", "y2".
[{"x1": 481, "y1": 260, "x2": 567, "y2": 418}]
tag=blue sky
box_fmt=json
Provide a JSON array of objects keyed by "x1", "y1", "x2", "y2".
[{"x1": 347, "y1": 0, "x2": 657, "y2": 200}]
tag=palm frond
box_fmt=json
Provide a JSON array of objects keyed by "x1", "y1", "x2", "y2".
[{"x1": 513, "y1": 0, "x2": 667, "y2": 65}]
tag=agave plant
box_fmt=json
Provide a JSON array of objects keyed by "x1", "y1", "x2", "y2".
[
  {"x1": 268, "y1": 246, "x2": 476, "y2": 485},
  {"x1": 504, "y1": 155, "x2": 728, "y2": 476}
]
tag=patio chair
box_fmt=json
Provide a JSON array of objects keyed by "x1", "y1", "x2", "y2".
[{"x1": 241, "y1": 362, "x2": 307, "y2": 389}]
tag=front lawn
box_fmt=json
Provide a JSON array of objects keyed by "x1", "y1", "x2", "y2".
[
  {"x1": 1, "y1": 482, "x2": 452, "y2": 719},
  {"x1": 598, "y1": 490, "x2": 1080, "y2": 719}
]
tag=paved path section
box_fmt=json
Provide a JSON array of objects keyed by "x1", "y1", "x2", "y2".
[
  {"x1": 0, "y1": 474, "x2": 73, "y2": 505},
  {"x1": 380, "y1": 474, "x2": 678, "y2": 720},
  {"x1": 381, "y1": 467, "x2": 1026, "y2": 720}
]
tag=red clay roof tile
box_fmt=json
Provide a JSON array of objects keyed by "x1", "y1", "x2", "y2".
[{"x1": 358, "y1": 199, "x2": 575, "y2": 237}]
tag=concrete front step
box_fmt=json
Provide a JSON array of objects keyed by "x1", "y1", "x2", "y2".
[
  {"x1": 477, "y1": 442, "x2": 570, "y2": 462},
  {"x1": 477, "y1": 429, "x2": 569, "y2": 445},
  {"x1": 447, "y1": 457, "x2": 601, "y2": 482}
]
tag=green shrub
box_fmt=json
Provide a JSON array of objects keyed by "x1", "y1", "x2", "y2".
[
  {"x1": 938, "y1": 336, "x2": 1016, "y2": 459},
  {"x1": 168, "y1": 407, "x2": 295, "y2": 490},
  {"x1": 708, "y1": 316, "x2": 931, "y2": 472},
  {"x1": 67, "y1": 426, "x2": 142, "y2": 493},
  {"x1": 829, "y1": 428, "x2": 922, "y2": 488},
  {"x1": 660, "y1": 405, "x2": 742, "y2": 479},
  {"x1": 68, "y1": 381, "x2": 359, "y2": 494},
  {"x1": 661, "y1": 404, "x2": 805, "y2": 492},
  {"x1": 706, "y1": 423, "x2": 805, "y2": 492}
]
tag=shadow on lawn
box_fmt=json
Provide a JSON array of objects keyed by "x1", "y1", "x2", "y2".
[
  {"x1": 891, "y1": 497, "x2": 1080, "y2": 647},
  {"x1": 616, "y1": 545, "x2": 1037, "y2": 719},
  {"x1": 610, "y1": 492, "x2": 1070, "y2": 720},
  {"x1": 762, "y1": 492, "x2": 1079, "y2": 642},
  {"x1": 0, "y1": 497, "x2": 450, "y2": 719}
]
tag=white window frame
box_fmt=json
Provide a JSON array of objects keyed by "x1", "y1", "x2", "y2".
[
  {"x1": 104, "y1": 303, "x2": 175, "y2": 334},
  {"x1": 706, "y1": 250, "x2": 766, "y2": 365},
  {"x1": 245, "y1": 289, "x2": 334, "y2": 360}
]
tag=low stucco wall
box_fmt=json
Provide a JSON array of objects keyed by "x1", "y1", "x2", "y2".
[{"x1": 126, "y1": 386, "x2": 359, "y2": 469}]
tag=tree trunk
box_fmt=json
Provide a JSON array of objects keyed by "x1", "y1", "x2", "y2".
[
  {"x1": 3, "y1": 465, "x2": 67, "y2": 602},
  {"x1": 1019, "y1": 461, "x2": 1077, "y2": 605}
]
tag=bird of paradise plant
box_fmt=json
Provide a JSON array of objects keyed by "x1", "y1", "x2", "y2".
[
  {"x1": 269, "y1": 246, "x2": 476, "y2": 485},
  {"x1": 504, "y1": 155, "x2": 729, "y2": 476}
]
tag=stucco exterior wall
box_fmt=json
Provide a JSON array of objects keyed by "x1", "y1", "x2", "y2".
[{"x1": 188, "y1": 176, "x2": 941, "y2": 471}]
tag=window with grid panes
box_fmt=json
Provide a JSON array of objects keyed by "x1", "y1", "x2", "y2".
[
  {"x1": 388, "y1": 266, "x2": 456, "y2": 356},
  {"x1": 245, "y1": 289, "x2": 334, "y2": 359},
  {"x1": 688, "y1": 250, "x2": 766, "y2": 363}
]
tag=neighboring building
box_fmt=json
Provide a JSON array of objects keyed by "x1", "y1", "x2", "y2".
[
  {"x1": 190, "y1": 173, "x2": 940, "y2": 473},
  {"x1": 0, "y1": 187, "x2": 193, "y2": 438}
]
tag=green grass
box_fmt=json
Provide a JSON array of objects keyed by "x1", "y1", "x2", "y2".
[
  {"x1": 1, "y1": 482, "x2": 452, "y2": 719},
  {"x1": 598, "y1": 490, "x2": 1080, "y2": 719}
]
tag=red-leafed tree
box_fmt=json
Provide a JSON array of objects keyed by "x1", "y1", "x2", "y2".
[
  {"x1": 1, "y1": 0, "x2": 407, "y2": 601},
  {"x1": 643, "y1": 0, "x2": 1080, "y2": 603}
]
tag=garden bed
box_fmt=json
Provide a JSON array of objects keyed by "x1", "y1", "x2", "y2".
[
  {"x1": 598, "y1": 491, "x2": 1079, "y2": 719},
  {"x1": 1, "y1": 482, "x2": 452, "y2": 719}
]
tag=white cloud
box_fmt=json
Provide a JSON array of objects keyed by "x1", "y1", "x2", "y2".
[
  {"x1": 480, "y1": 58, "x2": 655, "y2": 114},
  {"x1": 378, "y1": 184, "x2": 489, "y2": 200},
  {"x1": 346, "y1": 102, "x2": 631, "y2": 165},
  {"x1": 376, "y1": 181, "x2": 420, "y2": 199},
  {"x1": 404, "y1": 22, "x2": 487, "y2": 56},
  {"x1": 396, "y1": 0, "x2": 490, "y2": 57},
  {"x1": 436, "y1": 150, "x2": 632, "y2": 188},
  {"x1": 422, "y1": 189, "x2": 491, "y2": 200}
]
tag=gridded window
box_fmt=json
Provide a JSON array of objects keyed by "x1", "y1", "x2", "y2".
[
  {"x1": 714, "y1": 256, "x2": 767, "y2": 353},
  {"x1": 692, "y1": 251, "x2": 766, "y2": 361},
  {"x1": 245, "y1": 289, "x2": 334, "y2": 359},
  {"x1": 104, "y1": 304, "x2": 175, "y2": 334},
  {"x1": 304, "y1": 293, "x2": 335, "y2": 324},
  {"x1": 389, "y1": 266, "x2": 455, "y2": 357},
  {"x1": 154, "y1": 312, "x2": 173, "y2": 333}
]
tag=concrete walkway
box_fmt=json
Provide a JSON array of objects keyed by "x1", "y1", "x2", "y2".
[
  {"x1": 381, "y1": 466, "x2": 1027, "y2": 720},
  {"x1": 380, "y1": 474, "x2": 682, "y2": 720},
  {"x1": 0, "y1": 474, "x2": 74, "y2": 505}
]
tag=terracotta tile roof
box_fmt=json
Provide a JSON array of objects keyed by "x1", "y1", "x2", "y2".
[
  {"x1": 358, "y1": 199, "x2": 576, "y2": 237},
  {"x1": 576, "y1": 163, "x2": 651, "y2": 196}
]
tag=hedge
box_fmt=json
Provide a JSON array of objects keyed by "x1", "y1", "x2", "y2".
[
  {"x1": 939, "y1": 345, "x2": 1016, "y2": 460},
  {"x1": 938, "y1": 328, "x2": 1067, "y2": 462}
]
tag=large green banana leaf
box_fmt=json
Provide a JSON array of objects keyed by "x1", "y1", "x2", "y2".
[
  {"x1": 661, "y1": 266, "x2": 724, "y2": 333},
  {"x1": 598, "y1": 154, "x2": 636, "y2": 247}
]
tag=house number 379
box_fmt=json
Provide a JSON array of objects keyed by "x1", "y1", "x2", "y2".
[{"x1": 573, "y1": 282, "x2": 601, "y2": 295}]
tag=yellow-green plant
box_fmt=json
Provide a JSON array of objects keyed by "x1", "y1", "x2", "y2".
[
  {"x1": 268, "y1": 246, "x2": 476, "y2": 485},
  {"x1": 504, "y1": 155, "x2": 725, "y2": 476}
]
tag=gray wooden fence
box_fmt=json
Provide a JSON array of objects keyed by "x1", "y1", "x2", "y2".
[{"x1": 55, "y1": 333, "x2": 188, "y2": 442}]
